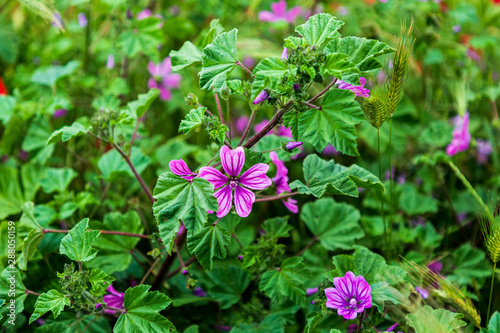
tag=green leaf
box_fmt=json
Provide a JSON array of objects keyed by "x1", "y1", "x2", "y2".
[
  {"x1": 186, "y1": 220, "x2": 232, "y2": 270},
  {"x1": 290, "y1": 154, "x2": 384, "y2": 198},
  {"x1": 179, "y1": 107, "x2": 206, "y2": 134},
  {"x1": 59, "y1": 218, "x2": 100, "y2": 262},
  {"x1": 0, "y1": 95, "x2": 16, "y2": 125},
  {"x1": 231, "y1": 315, "x2": 286, "y2": 333},
  {"x1": 295, "y1": 13, "x2": 344, "y2": 48},
  {"x1": 251, "y1": 57, "x2": 288, "y2": 99},
  {"x1": 448, "y1": 244, "x2": 491, "y2": 287},
  {"x1": 29, "y1": 290, "x2": 70, "y2": 324},
  {"x1": 19, "y1": 229, "x2": 44, "y2": 270},
  {"x1": 170, "y1": 41, "x2": 202, "y2": 71},
  {"x1": 301, "y1": 198, "x2": 364, "y2": 251},
  {"x1": 40, "y1": 168, "x2": 77, "y2": 194},
  {"x1": 97, "y1": 149, "x2": 150, "y2": 181},
  {"x1": 325, "y1": 246, "x2": 406, "y2": 286},
  {"x1": 259, "y1": 257, "x2": 311, "y2": 306},
  {"x1": 88, "y1": 268, "x2": 115, "y2": 295},
  {"x1": 22, "y1": 116, "x2": 52, "y2": 152},
  {"x1": 46, "y1": 122, "x2": 88, "y2": 145},
  {"x1": 262, "y1": 217, "x2": 293, "y2": 239},
  {"x1": 153, "y1": 172, "x2": 218, "y2": 253},
  {"x1": 126, "y1": 89, "x2": 160, "y2": 119},
  {"x1": 199, "y1": 29, "x2": 238, "y2": 92},
  {"x1": 298, "y1": 89, "x2": 364, "y2": 155},
  {"x1": 487, "y1": 312, "x2": 500, "y2": 333},
  {"x1": 0, "y1": 269, "x2": 26, "y2": 315},
  {"x1": 118, "y1": 17, "x2": 164, "y2": 58},
  {"x1": 114, "y1": 285, "x2": 175, "y2": 333},
  {"x1": 208, "y1": 266, "x2": 250, "y2": 309},
  {"x1": 371, "y1": 282, "x2": 410, "y2": 313},
  {"x1": 0, "y1": 165, "x2": 24, "y2": 219},
  {"x1": 87, "y1": 211, "x2": 145, "y2": 274},
  {"x1": 325, "y1": 37, "x2": 395, "y2": 72},
  {"x1": 406, "y1": 306, "x2": 466, "y2": 333},
  {"x1": 398, "y1": 184, "x2": 438, "y2": 215},
  {"x1": 201, "y1": 19, "x2": 225, "y2": 47},
  {"x1": 31, "y1": 60, "x2": 80, "y2": 86},
  {"x1": 22, "y1": 162, "x2": 46, "y2": 202},
  {"x1": 320, "y1": 53, "x2": 360, "y2": 78},
  {"x1": 33, "y1": 313, "x2": 111, "y2": 333}
]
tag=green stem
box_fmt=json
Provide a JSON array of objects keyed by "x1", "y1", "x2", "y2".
[
  {"x1": 447, "y1": 160, "x2": 496, "y2": 223},
  {"x1": 388, "y1": 117, "x2": 394, "y2": 256},
  {"x1": 378, "y1": 129, "x2": 388, "y2": 257},
  {"x1": 487, "y1": 262, "x2": 497, "y2": 320}
]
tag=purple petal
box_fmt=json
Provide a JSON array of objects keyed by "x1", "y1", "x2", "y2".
[
  {"x1": 233, "y1": 186, "x2": 255, "y2": 217},
  {"x1": 106, "y1": 54, "x2": 115, "y2": 69},
  {"x1": 258, "y1": 11, "x2": 279, "y2": 22},
  {"x1": 199, "y1": 167, "x2": 228, "y2": 189},
  {"x1": 239, "y1": 163, "x2": 272, "y2": 190},
  {"x1": 53, "y1": 109, "x2": 67, "y2": 118},
  {"x1": 169, "y1": 159, "x2": 193, "y2": 176},
  {"x1": 162, "y1": 73, "x2": 181, "y2": 88},
  {"x1": 285, "y1": 6, "x2": 302, "y2": 23},
  {"x1": 306, "y1": 287, "x2": 318, "y2": 296},
  {"x1": 148, "y1": 61, "x2": 158, "y2": 76},
  {"x1": 137, "y1": 9, "x2": 152, "y2": 20},
  {"x1": 220, "y1": 146, "x2": 245, "y2": 177},
  {"x1": 285, "y1": 141, "x2": 303, "y2": 150},
  {"x1": 283, "y1": 198, "x2": 298, "y2": 214},
  {"x1": 158, "y1": 87, "x2": 172, "y2": 101},
  {"x1": 214, "y1": 186, "x2": 232, "y2": 218},
  {"x1": 281, "y1": 47, "x2": 287, "y2": 60},
  {"x1": 253, "y1": 90, "x2": 269, "y2": 104},
  {"x1": 415, "y1": 286, "x2": 429, "y2": 299},
  {"x1": 338, "y1": 308, "x2": 359, "y2": 320},
  {"x1": 106, "y1": 284, "x2": 122, "y2": 296},
  {"x1": 78, "y1": 13, "x2": 88, "y2": 27},
  {"x1": 271, "y1": 0, "x2": 287, "y2": 16}
]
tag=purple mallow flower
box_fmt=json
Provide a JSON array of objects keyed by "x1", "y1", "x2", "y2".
[
  {"x1": 466, "y1": 48, "x2": 481, "y2": 61},
  {"x1": 193, "y1": 287, "x2": 207, "y2": 297},
  {"x1": 169, "y1": 159, "x2": 197, "y2": 180},
  {"x1": 285, "y1": 141, "x2": 303, "y2": 150},
  {"x1": 78, "y1": 13, "x2": 87, "y2": 27},
  {"x1": 242, "y1": 57, "x2": 255, "y2": 68},
  {"x1": 415, "y1": 286, "x2": 429, "y2": 299},
  {"x1": 53, "y1": 109, "x2": 67, "y2": 118},
  {"x1": 253, "y1": 90, "x2": 269, "y2": 104},
  {"x1": 258, "y1": 0, "x2": 302, "y2": 23},
  {"x1": 199, "y1": 146, "x2": 272, "y2": 218},
  {"x1": 453, "y1": 25, "x2": 461, "y2": 33},
  {"x1": 446, "y1": 111, "x2": 470, "y2": 156},
  {"x1": 106, "y1": 55, "x2": 115, "y2": 69},
  {"x1": 148, "y1": 57, "x2": 181, "y2": 101},
  {"x1": 336, "y1": 77, "x2": 370, "y2": 98},
  {"x1": 254, "y1": 119, "x2": 292, "y2": 138},
  {"x1": 306, "y1": 287, "x2": 318, "y2": 296},
  {"x1": 137, "y1": 9, "x2": 164, "y2": 27},
  {"x1": 100, "y1": 285, "x2": 125, "y2": 314},
  {"x1": 235, "y1": 116, "x2": 249, "y2": 135},
  {"x1": 476, "y1": 139, "x2": 492, "y2": 164},
  {"x1": 325, "y1": 271, "x2": 372, "y2": 320},
  {"x1": 270, "y1": 152, "x2": 298, "y2": 213}
]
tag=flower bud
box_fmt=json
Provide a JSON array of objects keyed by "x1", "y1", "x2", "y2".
[
  {"x1": 281, "y1": 47, "x2": 287, "y2": 60},
  {"x1": 285, "y1": 141, "x2": 302, "y2": 151},
  {"x1": 253, "y1": 90, "x2": 269, "y2": 104}
]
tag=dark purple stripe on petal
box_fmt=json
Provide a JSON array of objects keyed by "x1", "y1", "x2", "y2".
[
  {"x1": 220, "y1": 146, "x2": 245, "y2": 176},
  {"x1": 239, "y1": 163, "x2": 272, "y2": 190},
  {"x1": 199, "y1": 167, "x2": 228, "y2": 189},
  {"x1": 233, "y1": 186, "x2": 255, "y2": 217}
]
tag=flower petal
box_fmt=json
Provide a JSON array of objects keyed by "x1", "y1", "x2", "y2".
[
  {"x1": 220, "y1": 146, "x2": 245, "y2": 177},
  {"x1": 199, "y1": 167, "x2": 228, "y2": 189},
  {"x1": 214, "y1": 186, "x2": 232, "y2": 218},
  {"x1": 169, "y1": 159, "x2": 192, "y2": 176},
  {"x1": 239, "y1": 163, "x2": 272, "y2": 190},
  {"x1": 233, "y1": 186, "x2": 255, "y2": 218},
  {"x1": 283, "y1": 198, "x2": 298, "y2": 214}
]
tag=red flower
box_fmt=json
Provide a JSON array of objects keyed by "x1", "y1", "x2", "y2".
[{"x1": 0, "y1": 78, "x2": 7, "y2": 95}]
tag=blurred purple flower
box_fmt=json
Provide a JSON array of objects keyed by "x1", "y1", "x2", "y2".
[
  {"x1": 242, "y1": 57, "x2": 255, "y2": 68},
  {"x1": 137, "y1": 9, "x2": 164, "y2": 27},
  {"x1": 476, "y1": 139, "x2": 492, "y2": 164},
  {"x1": 410, "y1": 216, "x2": 426, "y2": 227},
  {"x1": 148, "y1": 57, "x2": 181, "y2": 101},
  {"x1": 428, "y1": 261, "x2": 443, "y2": 274},
  {"x1": 446, "y1": 111, "x2": 470, "y2": 156},
  {"x1": 325, "y1": 271, "x2": 372, "y2": 320},
  {"x1": 182, "y1": 269, "x2": 188, "y2": 275},
  {"x1": 238, "y1": 255, "x2": 244, "y2": 260},
  {"x1": 415, "y1": 286, "x2": 429, "y2": 299},
  {"x1": 379, "y1": 0, "x2": 388, "y2": 2},
  {"x1": 293, "y1": 84, "x2": 300, "y2": 90},
  {"x1": 338, "y1": 6, "x2": 348, "y2": 15},
  {"x1": 199, "y1": 146, "x2": 272, "y2": 218},
  {"x1": 53, "y1": 109, "x2": 67, "y2": 118},
  {"x1": 78, "y1": 13, "x2": 87, "y2": 27},
  {"x1": 285, "y1": 141, "x2": 303, "y2": 150},
  {"x1": 466, "y1": 48, "x2": 481, "y2": 61},
  {"x1": 253, "y1": 90, "x2": 269, "y2": 104},
  {"x1": 52, "y1": 13, "x2": 63, "y2": 28},
  {"x1": 452, "y1": 25, "x2": 461, "y2": 33},
  {"x1": 126, "y1": 9, "x2": 133, "y2": 19},
  {"x1": 336, "y1": 77, "x2": 370, "y2": 98},
  {"x1": 101, "y1": 284, "x2": 124, "y2": 314},
  {"x1": 106, "y1": 55, "x2": 115, "y2": 69},
  {"x1": 258, "y1": 0, "x2": 302, "y2": 23},
  {"x1": 169, "y1": 159, "x2": 197, "y2": 180},
  {"x1": 235, "y1": 116, "x2": 249, "y2": 135},
  {"x1": 281, "y1": 47, "x2": 288, "y2": 60},
  {"x1": 397, "y1": 174, "x2": 406, "y2": 184},
  {"x1": 193, "y1": 287, "x2": 207, "y2": 297},
  {"x1": 254, "y1": 119, "x2": 293, "y2": 138},
  {"x1": 306, "y1": 287, "x2": 318, "y2": 296},
  {"x1": 270, "y1": 152, "x2": 298, "y2": 213}
]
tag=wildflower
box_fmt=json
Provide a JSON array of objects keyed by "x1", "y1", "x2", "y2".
[
  {"x1": 476, "y1": 139, "x2": 492, "y2": 164},
  {"x1": 452, "y1": 25, "x2": 461, "y2": 33},
  {"x1": 270, "y1": 152, "x2": 298, "y2": 213},
  {"x1": 254, "y1": 119, "x2": 292, "y2": 137},
  {"x1": 446, "y1": 111, "x2": 470, "y2": 156},
  {"x1": 336, "y1": 77, "x2": 370, "y2": 98},
  {"x1": 415, "y1": 286, "x2": 429, "y2": 299},
  {"x1": 325, "y1": 271, "x2": 372, "y2": 320},
  {"x1": 199, "y1": 146, "x2": 272, "y2": 218},
  {"x1": 306, "y1": 287, "x2": 318, "y2": 296},
  {"x1": 337, "y1": 6, "x2": 348, "y2": 15},
  {"x1": 100, "y1": 285, "x2": 124, "y2": 314},
  {"x1": 106, "y1": 55, "x2": 115, "y2": 69},
  {"x1": 235, "y1": 116, "x2": 249, "y2": 135},
  {"x1": 242, "y1": 57, "x2": 255, "y2": 68},
  {"x1": 78, "y1": 13, "x2": 87, "y2": 27},
  {"x1": 285, "y1": 141, "x2": 303, "y2": 150},
  {"x1": 53, "y1": 109, "x2": 67, "y2": 118},
  {"x1": 148, "y1": 57, "x2": 181, "y2": 101},
  {"x1": 281, "y1": 47, "x2": 287, "y2": 60},
  {"x1": 193, "y1": 286, "x2": 207, "y2": 297},
  {"x1": 169, "y1": 159, "x2": 197, "y2": 180},
  {"x1": 466, "y1": 48, "x2": 481, "y2": 61},
  {"x1": 253, "y1": 90, "x2": 269, "y2": 104},
  {"x1": 258, "y1": 0, "x2": 302, "y2": 23},
  {"x1": 137, "y1": 8, "x2": 164, "y2": 27}
]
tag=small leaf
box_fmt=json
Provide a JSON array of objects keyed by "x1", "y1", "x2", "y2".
[
  {"x1": 199, "y1": 29, "x2": 238, "y2": 92},
  {"x1": 97, "y1": 149, "x2": 150, "y2": 181},
  {"x1": 207, "y1": 266, "x2": 250, "y2": 309},
  {"x1": 19, "y1": 228, "x2": 44, "y2": 270},
  {"x1": 88, "y1": 268, "x2": 115, "y2": 295},
  {"x1": 371, "y1": 282, "x2": 410, "y2": 313},
  {"x1": 170, "y1": 41, "x2": 202, "y2": 71},
  {"x1": 46, "y1": 122, "x2": 88, "y2": 145},
  {"x1": 262, "y1": 217, "x2": 293, "y2": 239},
  {"x1": 40, "y1": 168, "x2": 77, "y2": 194},
  {"x1": 59, "y1": 218, "x2": 100, "y2": 262},
  {"x1": 398, "y1": 184, "x2": 438, "y2": 215},
  {"x1": 251, "y1": 57, "x2": 289, "y2": 99},
  {"x1": 487, "y1": 312, "x2": 500, "y2": 333},
  {"x1": 29, "y1": 290, "x2": 70, "y2": 324},
  {"x1": 31, "y1": 61, "x2": 80, "y2": 87},
  {"x1": 126, "y1": 88, "x2": 160, "y2": 119},
  {"x1": 186, "y1": 220, "x2": 232, "y2": 270},
  {"x1": 118, "y1": 17, "x2": 164, "y2": 58},
  {"x1": 320, "y1": 53, "x2": 359, "y2": 78},
  {"x1": 179, "y1": 107, "x2": 206, "y2": 134},
  {"x1": 0, "y1": 95, "x2": 16, "y2": 125},
  {"x1": 406, "y1": 306, "x2": 466, "y2": 333},
  {"x1": 295, "y1": 13, "x2": 344, "y2": 48}
]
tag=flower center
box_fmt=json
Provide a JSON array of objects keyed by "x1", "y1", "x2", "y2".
[
  {"x1": 349, "y1": 298, "x2": 357, "y2": 307},
  {"x1": 229, "y1": 177, "x2": 239, "y2": 189}
]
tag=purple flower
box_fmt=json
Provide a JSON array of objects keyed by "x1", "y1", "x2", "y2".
[
  {"x1": 52, "y1": 13, "x2": 64, "y2": 29},
  {"x1": 137, "y1": 9, "x2": 153, "y2": 20},
  {"x1": 428, "y1": 261, "x2": 443, "y2": 274},
  {"x1": 101, "y1": 285, "x2": 124, "y2": 314},
  {"x1": 338, "y1": 6, "x2": 348, "y2": 15},
  {"x1": 238, "y1": 255, "x2": 244, "y2": 260},
  {"x1": 453, "y1": 25, "x2": 461, "y2": 33},
  {"x1": 182, "y1": 269, "x2": 188, "y2": 275},
  {"x1": 285, "y1": 141, "x2": 303, "y2": 150},
  {"x1": 148, "y1": 57, "x2": 181, "y2": 101},
  {"x1": 269, "y1": 151, "x2": 298, "y2": 213},
  {"x1": 466, "y1": 48, "x2": 481, "y2": 61},
  {"x1": 242, "y1": 57, "x2": 255, "y2": 68},
  {"x1": 199, "y1": 146, "x2": 272, "y2": 218},
  {"x1": 254, "y1": 119, "x2": 293, "y2": 138},
  {"x1": 306, "y1": 287, "x2": 318, "y2": 296},
  {"x1": 415, "y1": 286, "x2": 429, "y2": 299},
  {"x1": 53, "y1": 109, "x2": 67, "y2": 118},
  {"x1": 253, "y1": 90, "x2": 269, "y2": 104},
  {"x1": 336, "y1": 77, "x2": 370, "y2": 98},
  {"x1": 281, "y1": 47, "x2": 288, "y2": 60},
  {"x1": 106, "y1": 54, "x2": 115, "y2": 69},
  {"x1": 235, "y1": 116, "x2": 249, "y2": 135},
  {"x1": 325, "y1": 271, "x2": 372, "y2": 320},
  {"x1": 258, "y1": 0, "x2": 302, "y2": 23},
  {"x1": 379, "y1": 0, "x2": 388, "y2": 2},
  {"x1": 377, "y1": 323, "x2": 399, "y2": 332},
  {"x1": 78, "y1": 13, "x2": 88, "y2": 27},
  {"x1": 322, "y1": 144, "x2": 339, "y2": 156},
  {"x1": 476, "y1": 139, "x2": 492, "y2": 164},
  {"x1": 397, "y1": 174, "x2": 406, "y2": 184},
  {"x1": 193, "y1": 286, "x2": 207, "y2": 297},
  {"x1": 169, "y1": 159, "x2": 197, "y2": 180},
  {"x1": 293, "y1": 84, "x2": 300, "y2": 90},
  {"x1": 446, "y1": 112, "x2": 470, "y2": 156}
]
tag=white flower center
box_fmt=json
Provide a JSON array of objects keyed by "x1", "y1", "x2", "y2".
[{"x1": 229, "y1": 177, "x2": 239, "y2": 189}]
